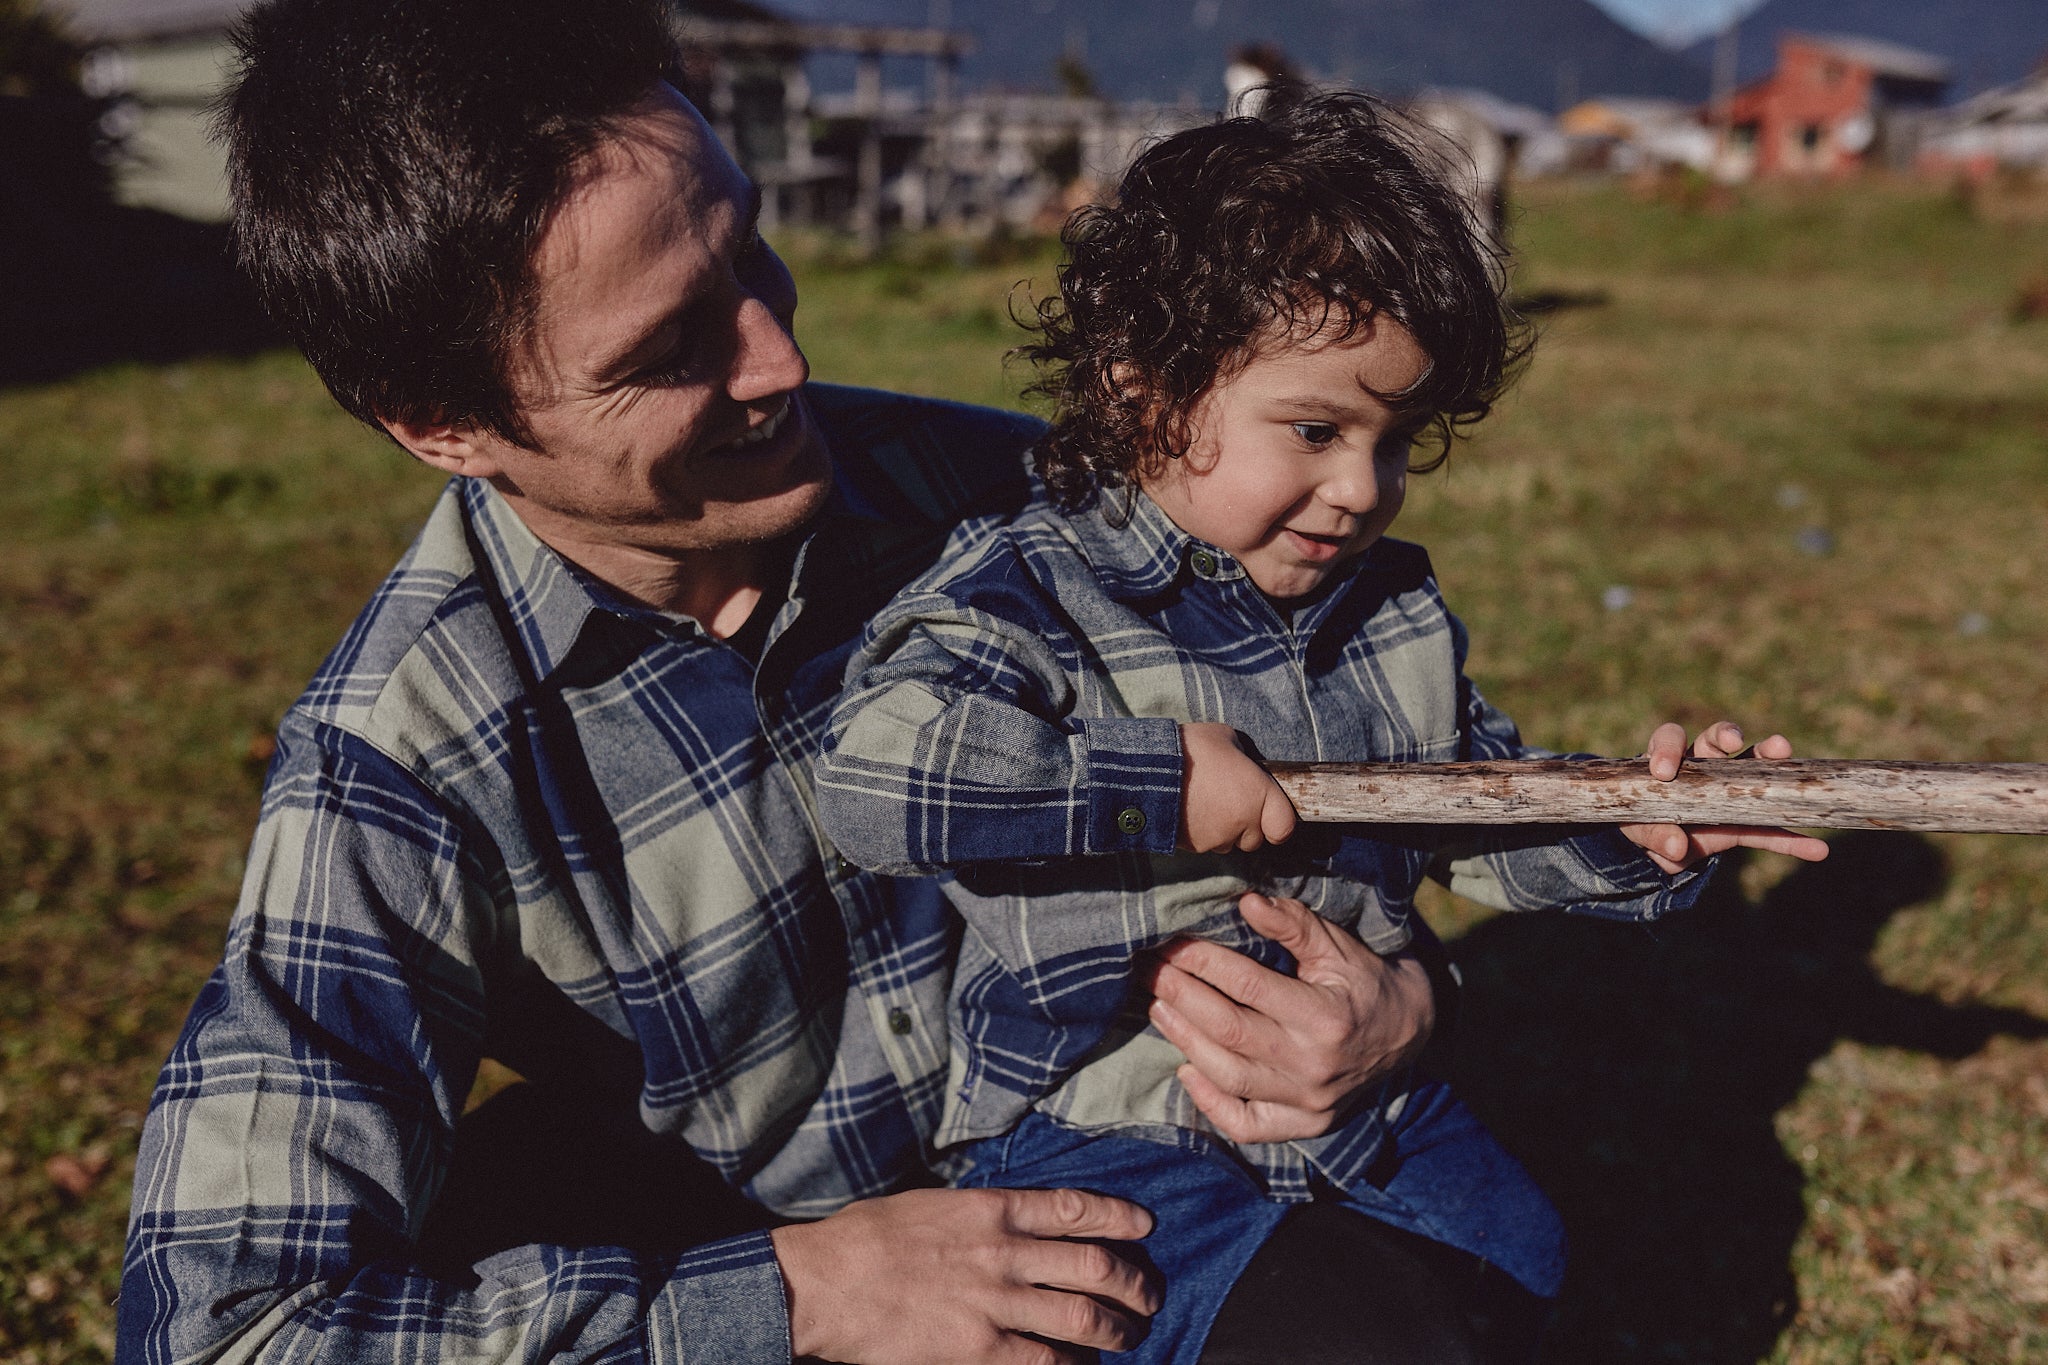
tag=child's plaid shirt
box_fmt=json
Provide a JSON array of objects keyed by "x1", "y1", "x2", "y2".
[{"x1": 817, "y1": 486, "x2": 1711, "y2": 1201}]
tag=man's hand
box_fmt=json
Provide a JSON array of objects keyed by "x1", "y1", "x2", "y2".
[
  {"x1": 769, "y1": 1186, "x2": 1159, "y2": 1364},
  {"x1": 1622, "y1": 720, "x2": 1833, "y2": 873},
  {"x1": 1140, "y1": 892, "x2": 1434, "y2": 1144},
  {"x1": 1180, "y1": 723, "x2": 1298, "y2": 853}
]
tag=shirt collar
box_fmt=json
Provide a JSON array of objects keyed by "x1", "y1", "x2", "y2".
[
  {"x1": 1065, "y1": 485, "x2": 1243, "y2": 601},
  {"x1": 461, "y1": 477, "x2": 612, "y2": 684},
  {"x1": 1065, "y1": 482, "x2": 1384, "y2": 634},
  {"x1": 459, "y1": 460, "x2": 952, "y2": 690}
]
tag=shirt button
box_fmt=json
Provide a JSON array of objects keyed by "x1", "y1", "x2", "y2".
[
  {"x1": 833, "y1": 853, "x2": 857, "y2": 879},
  {"x1": 887, "y1": 1006, "x2": 915, "y2": 1036},
  {"x1": 1115, "y1": 806, "x2": 1147, "y2": 836},
  {"x1": 1189, "y1": 549, "x2": 1219, "y2": 579}
]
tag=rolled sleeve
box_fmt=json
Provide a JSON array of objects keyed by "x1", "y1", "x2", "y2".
[{"x1": 655, "y1": 1231, "x2": 792, "y2": 1364}]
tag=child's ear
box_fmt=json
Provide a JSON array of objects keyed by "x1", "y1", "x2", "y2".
[{"x1": 380, "y1": 413, "x2": 508, "y2": 479}]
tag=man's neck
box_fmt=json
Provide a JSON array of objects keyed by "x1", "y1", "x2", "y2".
[{"x1": 505, "y1": 501, "x2": 773, "y2": 639}]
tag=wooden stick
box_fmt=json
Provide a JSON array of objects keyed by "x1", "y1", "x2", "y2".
[{"x1": 1266, "y1": 759, "x2": 2048, "y2": 835}]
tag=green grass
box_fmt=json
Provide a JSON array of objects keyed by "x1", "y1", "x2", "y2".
[{"x1": 3, "y1": 181, "x2": 2046, "y2": 1362}]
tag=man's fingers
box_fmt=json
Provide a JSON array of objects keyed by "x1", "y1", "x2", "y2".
[
  {"x1": 1177, "y1": 1064, "x2": 1330, "y2": 1144},
  {"x1": 1150, "y1": 992, "x2": 1267, "y2": 1101},
  {"x1": 995, "y1": 1285, "x2": 1147, "y2": 1359},
  {"x1": 1149, "y1": 949, "x2": 1292, "y2": 1055},
  {"x1": 1154, "y1": 933, "x2": 1288, "y2": 1020},
  {"x1": 1230, "y1": 891, "x2": 1319, "y2": 959},
  {"x1": 1000, "y1": 1186, "x2": 1155, "y2": 1243},
  {"x1": 1013, "y1": 1234, "x2": 1160, "y2": 1320}
]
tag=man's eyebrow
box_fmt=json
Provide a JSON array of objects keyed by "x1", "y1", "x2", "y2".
[{"x1": 586, "y1": 184, "x2": 763, "y2": 386}]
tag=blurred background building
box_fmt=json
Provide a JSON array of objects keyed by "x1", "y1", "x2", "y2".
[{"x1": 15, "y1": 0, "x2": 2048, "y2": 245}]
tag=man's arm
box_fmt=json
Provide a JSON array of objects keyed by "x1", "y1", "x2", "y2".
[
  {"x1": 119, "y1": 721, "x2": 793, "y2": 1363},
  {"x1": 123, "y1": 719, "x2": 1160, "y2": 1365}
]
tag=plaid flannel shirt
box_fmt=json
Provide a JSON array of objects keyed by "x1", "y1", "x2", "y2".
[
  {"x1": 119, "y1": 385, "x2": 1042, "y2": 1365},
  {"x1": 816, "y1": 487, "x2": 1710, "y2": 1200}
]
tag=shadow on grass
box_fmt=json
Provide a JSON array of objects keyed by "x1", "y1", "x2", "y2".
[
  {"x1": 0, "y1": 188, "x2": 278, "y2": 388},
  {"x1": 1443, "y1": 832, "x2": 2048, "y2": 1363}
]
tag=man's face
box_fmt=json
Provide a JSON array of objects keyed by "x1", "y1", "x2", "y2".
[
  {"x1": 458, "y1": 84, "x2": 831, "y2": 561},
  {"x1": 1140, "y1": 314, "x2": 1428, "y2": 602}
]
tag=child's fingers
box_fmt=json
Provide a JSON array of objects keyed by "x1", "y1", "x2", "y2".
[
  {"x1": 1621, "y1": 820, "x2": 1694, "y2": 868},
  {"x1": 1687, "y1": 825, "x2": 1831, "y2": 862},
  {"x1": 1259, "y1": 780, "x2": 1298, "y2": 846},
  {"x1": 1644, "y1": 721, "x2": 1687, "y2": 780},
  {"x1": 1692, "y1": 721, "x2": 1745, "y2": 758}
]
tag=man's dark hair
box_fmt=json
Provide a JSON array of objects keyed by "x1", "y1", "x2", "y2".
[
  {"x1": 214, "y1": 0, "x2": 684, "y2": 444},
  {"x1": 1019, "y1": 91, "x2": 1530, "y2": 508}
]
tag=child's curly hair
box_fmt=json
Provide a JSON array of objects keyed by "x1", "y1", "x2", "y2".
[{"x1": 1018, "y1": 90, "x2": 1531, "y2": 508}]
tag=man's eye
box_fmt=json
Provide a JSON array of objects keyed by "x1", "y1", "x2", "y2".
[
  {"x1": 1291, "y1": 422, "x2": 1339, "y2": 447},
  {"x1": 638, "y1": 340, "x2": 703, "y2": 387}
]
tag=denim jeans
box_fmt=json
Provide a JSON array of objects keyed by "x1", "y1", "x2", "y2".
[{"x1": 955, "y1": 1081, "x2": 1563, "y2": 1365}]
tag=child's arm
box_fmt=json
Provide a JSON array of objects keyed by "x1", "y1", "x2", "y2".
[
  {"x1": 817, "y1": 576, "x2": 1299, "y2": 873},
  {"x1": 816, "y1": 569, "x2": 1179, "y2": 874}
]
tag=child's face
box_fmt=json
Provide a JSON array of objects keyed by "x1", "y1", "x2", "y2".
[{"x1": 1142, "y1": 314, "x2": 1428, "y2": 602}]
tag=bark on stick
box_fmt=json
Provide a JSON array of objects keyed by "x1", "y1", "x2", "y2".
[{"x1": 1266, "y1": 759, "x2": 2048, "y2": 835}]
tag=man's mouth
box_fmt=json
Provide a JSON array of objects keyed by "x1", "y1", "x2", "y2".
[{"x1": 715, "y1": 397, "x2": 794, "y2": 454}]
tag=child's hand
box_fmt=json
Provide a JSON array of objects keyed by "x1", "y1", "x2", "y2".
[
  {"x1": 1621, "y1": 720, "x2": 1832, "y2": 873},
  {"x1": 1179, "y1": 723, "x2": 1298, "y2": 853}
]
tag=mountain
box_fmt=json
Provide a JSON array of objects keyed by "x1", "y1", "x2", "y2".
[
  {"x1": 1682, "y1": 0, "x2": 2048, "y2": 100},
  {"x1": 772, "y1": 0, "x2": 1710, "y2": 110}
]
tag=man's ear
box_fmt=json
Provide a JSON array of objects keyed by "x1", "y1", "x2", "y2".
[{"x1": 380, "y1": 413, "x2": 509, "y2": 479}]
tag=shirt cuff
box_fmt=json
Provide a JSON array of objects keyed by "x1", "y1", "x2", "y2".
[
  {"x1": 1076, "y1": 716, "x2": 1184, "y2": 855},
  {"x1": 650, "y1": 1230, "x2": 791, "y2": 1364},
  {"x1": 1570, "y1": 825, "x2": 1718, "y2": 914}
]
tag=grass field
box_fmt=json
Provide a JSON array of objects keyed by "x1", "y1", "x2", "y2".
[{"x1": 3, "y1": 179, "x2": 2046, "y2": 1362}]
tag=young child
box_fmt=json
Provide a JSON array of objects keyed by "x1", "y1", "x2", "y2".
[{"x1": 815, "y1": 92, "x2": 1821, "y2": 1363}]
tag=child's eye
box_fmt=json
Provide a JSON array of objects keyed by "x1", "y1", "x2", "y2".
[{"x1": 1291, "y1": 422, "x2": 1339, "y2": 448}]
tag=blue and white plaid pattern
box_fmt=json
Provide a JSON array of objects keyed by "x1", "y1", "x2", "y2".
[
  {"x1": 119, "y1": 385, "x2": 1043, "y2": 1364},
  {"x1": 816, "y1": 487, "x2": 1711, "y2": 1200}
]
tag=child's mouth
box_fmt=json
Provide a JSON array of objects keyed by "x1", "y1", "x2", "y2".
[{"x1": 1283, "y1": 528, "x2": 1351, "y2": 562}]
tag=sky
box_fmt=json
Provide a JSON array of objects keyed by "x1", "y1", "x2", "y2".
[{"x1": 1586, "y1": 0, "x2": 1764, "y2": 46}]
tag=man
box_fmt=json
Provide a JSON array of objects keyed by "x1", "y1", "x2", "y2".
[{"x1": 117, "y1": 1, "x2": 1463, "y2": 1360}]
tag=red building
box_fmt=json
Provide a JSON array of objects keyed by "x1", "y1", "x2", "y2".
[{"x1": 1722, "y1": 33, "x2": 1950, "y2": 179}]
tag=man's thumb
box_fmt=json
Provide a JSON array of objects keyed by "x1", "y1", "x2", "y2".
[{"x1": 1236, "y1": 891, "x2": 1322, "y2": 956}]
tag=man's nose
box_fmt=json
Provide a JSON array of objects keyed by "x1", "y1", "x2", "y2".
[{"x1": 728, "y1": 292, "x2": 809, "y2": 402}]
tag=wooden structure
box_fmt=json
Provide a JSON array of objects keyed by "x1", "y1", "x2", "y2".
[
  {"x1": 1269, "y1": 759, "x2": 2048, "y2": 836},
  {"x1": 670, "y1": 0, "x2": 970, "y2": 250},
  {"x1": 1919, "y1": 65, "x2": 2048, "y2": 182}
]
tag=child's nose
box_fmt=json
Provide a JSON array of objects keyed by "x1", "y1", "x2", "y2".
[{"x1": 1317, "y1": 457, "x2": 1381, "y2": 515}]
